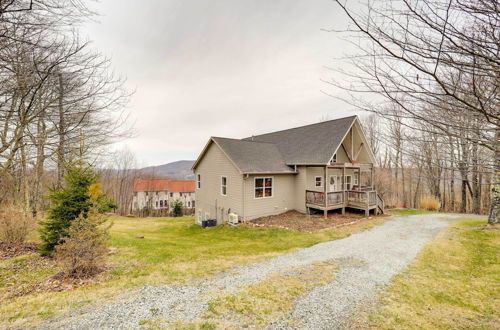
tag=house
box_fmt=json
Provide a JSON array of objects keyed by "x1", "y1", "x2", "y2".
[
  {"x1": 192, "y1": 115, "x2": 384, "y2": 224},
  {"x1": 132, "y1": 179, "x2": 195, "y2": 214}
]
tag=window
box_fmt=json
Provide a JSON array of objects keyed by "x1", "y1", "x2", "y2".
[
  {"x1": 170, "y1": 192, "x2": 173, "y2": 197},
  {"x1": 332, "y1": 153, "x2": 337, "y2": 163},
  {"x1": 221, "y1": 176, "x2": 227, "y2": 195},
  {"x1": 353, "y1": 175, "x2": 359, "y2": 186},
  {"x1": 315, "y1": 176, "x2": 322, "y2": 187},
  {"x1": 197, "y1": 174, "x2": 201, "y2": 189},
  {"x1": 159, "y1": 200, "x2": 163, "y2": 208},
  {"x1": 345, "y1": 175, "x2": 352, "y2": 191},
  {"x1": 187, "y1": 201, "x2": 191, "y2": 208},
  {"x1": 254, "y1": 177, "x2": 273, "y2": 198}
]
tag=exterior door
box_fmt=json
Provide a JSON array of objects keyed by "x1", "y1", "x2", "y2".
[{"x1": 329, "y1": 175, "x2": 340, "y2": 192}]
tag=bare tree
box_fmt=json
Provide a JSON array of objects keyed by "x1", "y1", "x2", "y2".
[{"x1": 329, "y1": 0, "x2": 499, "y2": 223}]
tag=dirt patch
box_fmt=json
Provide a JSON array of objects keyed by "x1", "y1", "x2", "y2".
[
  {"x1": 241, "y1": 210, "x2": 388, "y2": 232},
  {"x1": 0, "y1": 242, "x2": 39, "y2": 259}
]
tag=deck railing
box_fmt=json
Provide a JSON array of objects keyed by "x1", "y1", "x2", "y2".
[{"x1": 307, "y1": 190, "x2": 378, "y2": 208}]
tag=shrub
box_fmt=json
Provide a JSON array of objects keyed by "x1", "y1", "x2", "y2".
[
  {"x1": 39, "y1": 165, "x2": 112, "y2": 256},
  {"x1": 172, "y1": 200, "x2": 183, "y2": 217},
  {"x1": 55, "y1": 183, "x2": 111, "y2": 278},
  {"x1": 420, "y1": 197, "x2": 440, "y2": 211},
  {"x1": 0, "y1": 206, "x2": 32, "y2": 248}
]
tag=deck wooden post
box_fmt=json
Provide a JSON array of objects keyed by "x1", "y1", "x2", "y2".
[
  {"x1": 371, "y1": 164, "x2": 374, "y2": 190},
  {"x1": 365, "y1": 192, "x2": 370, "y2": 216},
  {"x1": 342, "y1": 166, "x2": 346, "y2": 215},
  {"x1": 324, "y1": 165, "x2": 328, "y2": 218}
]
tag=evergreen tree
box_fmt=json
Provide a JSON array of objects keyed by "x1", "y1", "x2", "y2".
[
  {"x1": 172, "y1": 200, "x2": 183, "y2": 217},
  {"x1": 39, "y1": 165, "x2": 111, "y2": 255}
]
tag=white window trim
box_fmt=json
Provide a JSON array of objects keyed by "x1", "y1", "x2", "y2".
[
  {"x1": 345, "y1": 175, "x2": 352, "y2": 191},
  {"x1": 254, "y1": 176, "x2": 274, "y2": 199},
  {"x1": 221, "y1": 176, "x2": 227, "y2": 196},
  {"x1": 197, "y1": 174, "x2": 201, "y2": 189},
  {"x1": 315, "y1": 176, "x2": 323, "y2": 187}
]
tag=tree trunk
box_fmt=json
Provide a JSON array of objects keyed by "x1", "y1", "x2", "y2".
[
  {"x1": 488, "y1": 130, "x2": 500, "y2": 224},
  {"x1": 57, "y1": 72, "x2": 66, "y2": 186}
]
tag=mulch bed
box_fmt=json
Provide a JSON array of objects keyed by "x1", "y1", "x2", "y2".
[
  {"x1": 241, "y1": 210, "x2": 388, "y2": 232},
  {"x1": 0, "y1": 242, "x2": 39, "y2": 259}
]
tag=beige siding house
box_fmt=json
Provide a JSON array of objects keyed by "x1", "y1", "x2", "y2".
[{"x1": 192, "y1": 115, "x2": 383, "y2": 224}]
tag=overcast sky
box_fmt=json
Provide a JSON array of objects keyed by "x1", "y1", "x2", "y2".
[{"x1": 82, "y1": 0, "x2": 359, "y2": 167}]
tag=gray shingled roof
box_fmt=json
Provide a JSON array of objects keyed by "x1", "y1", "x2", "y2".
[
  {"x1": 243, "y1": 115, "x2": 356, "y2": 165},
  {"x1": 195, "y1": 115, "x2": 357, "y2": 174},
  {"x1": 212, "y1": 137, "x2": 295, "y2": 173}
]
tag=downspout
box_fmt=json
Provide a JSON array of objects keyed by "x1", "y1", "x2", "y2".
[{"x1": 243, "y1": 173, "x2": 248, "y2": 221}]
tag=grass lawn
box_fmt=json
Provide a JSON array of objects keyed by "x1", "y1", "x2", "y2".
[
  {"x1": 368, "y1": 217, "x2": 500, "y2": 329},
  {"x1": 0, "y1": 214, "x2": 390, "y2": 328},
  {"x1": 387, "y1": 208, "x2": 437, "y2": 216}
]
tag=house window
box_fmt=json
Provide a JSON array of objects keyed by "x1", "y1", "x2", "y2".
[
  {"x1": 197, "y1": 174, "x2": 201, "y2": 189},
  {"x1": 170, "y1": 192, "x2": 173, "y2": 197},
  {"x1": 332, "y1": 153, "x2": 337, "y2": 163},
  {"x1": 159, "y1": 200, "x2": 163, "y2": 208},
  {"x1": 180, "y1": 192, "x2": 183, "y2": 196},
  {"x1": 353, "y1": 175, "x2": 359, "y2": 186},
  {"x1": 255, "y1": 177, "x2": 273, "y2": 198},
  {"x1": 221, "y1": 176, "x2": 227, "y2": 195},
  {"x1": 315, "y1": 176, "x2": 322, "y2": 187},
  {"x1": 345, "y1": 175, "x2": 352, "y2": 191},
  {"x1": 187, "y1": 201, "x2": 191, "y2": 208}
]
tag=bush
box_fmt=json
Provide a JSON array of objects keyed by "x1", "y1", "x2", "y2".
[
  {"x1": 39, "y1": 165, "x2": 111, "y2": 256},
  {"x1": 0, "y1": 206, "x2": 32, "y2": 248},
  {"x1": 172, "y1": 200, "x2": 183, "y2": 217},
  {"x1": 420, "y1": 197, "x2": 440, "y2": 211},
  {"x1": 55, "y1": 183, "x2": 111, "y2": 278}
]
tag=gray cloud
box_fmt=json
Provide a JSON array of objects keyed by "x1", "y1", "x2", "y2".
[{"x1": 83, "y1": 0, "x2": 359, "y2": 166}]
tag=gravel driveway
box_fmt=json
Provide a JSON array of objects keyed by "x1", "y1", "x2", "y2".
[{"x1": 40, "y1": 213, "x2": 466, "y2": 330}]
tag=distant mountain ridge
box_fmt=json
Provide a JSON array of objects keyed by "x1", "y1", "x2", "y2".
[{"x1": 139, "y1": 160, "x2": 195, "y2": 180}]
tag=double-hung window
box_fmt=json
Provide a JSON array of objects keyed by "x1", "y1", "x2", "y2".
[
  {"x1": 315, "y1": 176, "x2": 322, "y2": 187},
  {"x1": 254, "y1": 177, "x2": 273, "y2": 198},
  {"x1": 197, "y1": 174, "x2": 201, "y2": 189},
  {"x1": 221, "y1": 176, "x2": 227, "y2": 196}
]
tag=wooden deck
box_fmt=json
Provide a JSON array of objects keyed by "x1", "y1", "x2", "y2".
[{"x1": 306, "y1": 190, "x2": 384, "y2": 216}]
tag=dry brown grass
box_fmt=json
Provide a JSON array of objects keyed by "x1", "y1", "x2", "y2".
[
  {"x1": 419, "y1": 196, "x2": 441, "y2": 211},
  {"x1": 203, "y1": 261, "x2": 339, "y2": 328},
  {"x1": 0, "y1": 206, "x2": 34, "y2": 250}
]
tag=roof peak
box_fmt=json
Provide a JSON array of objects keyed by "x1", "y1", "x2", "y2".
[{"x1": 246, "y1": 115, "x2": 357, "y2": 140}]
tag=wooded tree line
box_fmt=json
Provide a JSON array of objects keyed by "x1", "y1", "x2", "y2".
[
  {"x1": 332, "y1": 0, "x2": 498, "y2": 223},
  {"x1": 0, "y1": 0, "x2": 130, "y2": 216},
  {"x1": 362, "y1": 113, "x2": 492, "y2": 214}
]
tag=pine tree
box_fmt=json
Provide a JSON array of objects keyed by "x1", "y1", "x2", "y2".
[{"x1": 39, "y1": 165, "x2": 111, "y2": 255}]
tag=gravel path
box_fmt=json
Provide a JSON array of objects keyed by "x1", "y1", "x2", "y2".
[{"x1": 39, "y1": 213, "x2": 467, "y2": 330}]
